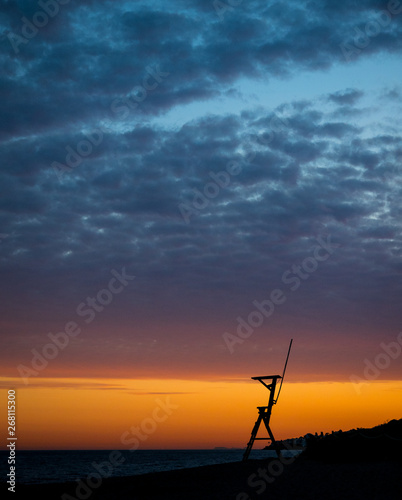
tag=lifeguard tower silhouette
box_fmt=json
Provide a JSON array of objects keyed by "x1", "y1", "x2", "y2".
[{"x1": 243, "y1": 339, "x2": 293, "y2": 461}]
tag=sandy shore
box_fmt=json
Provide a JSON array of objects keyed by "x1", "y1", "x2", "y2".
[{"x1": 3, "y1": 455, "x2": 401, "y2": 500}]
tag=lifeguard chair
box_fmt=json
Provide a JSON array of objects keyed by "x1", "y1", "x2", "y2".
[{"x1": 243, "y1": 340, "x2": 293, "y2": 461}]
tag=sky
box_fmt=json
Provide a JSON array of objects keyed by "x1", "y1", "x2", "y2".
[{"x1": 1, "y1": 0, "x2": 402, "y2": 450}]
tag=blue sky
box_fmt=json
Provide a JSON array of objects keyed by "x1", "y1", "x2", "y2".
[{"x1": 158, "y1": 53, "x2": 402, "y2": 130}]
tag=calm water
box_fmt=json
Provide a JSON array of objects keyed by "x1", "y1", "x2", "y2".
[{"x1": 0, "y1": 449, "x2": 292, "y2": 485}]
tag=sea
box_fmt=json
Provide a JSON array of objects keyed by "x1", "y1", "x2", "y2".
[{"x1": 0, "y1": 449, "x2": 299, "y2": 485}]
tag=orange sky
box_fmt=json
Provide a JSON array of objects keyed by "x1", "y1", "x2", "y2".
[{"x1": 1, "y1": 377, "x2": 401, "y2": 450}]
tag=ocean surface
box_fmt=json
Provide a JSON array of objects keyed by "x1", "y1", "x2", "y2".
[{"x1": 0, "y1": 449, "x2": 300, "y2": 485}]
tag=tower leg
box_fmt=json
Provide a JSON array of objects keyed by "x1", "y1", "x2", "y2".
[
  {"x1": 263, "y1": 420, "x2": 282, "y2": 460},
  {"x1": 242, "y1": 413, "x2": 263, "y2": 461}
]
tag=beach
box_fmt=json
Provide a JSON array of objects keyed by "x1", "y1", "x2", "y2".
[{"x1": 5, "y1": 455, "x2": 401, "y2": 500}]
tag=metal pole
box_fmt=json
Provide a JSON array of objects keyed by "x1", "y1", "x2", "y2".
[{"x1": 275, "y1": 338, "x2": 293, "y2": 404}]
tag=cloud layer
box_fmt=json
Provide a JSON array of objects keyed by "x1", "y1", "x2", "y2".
[{"x1": 1, "y1": 0, "x2": 402, "y2": 381}]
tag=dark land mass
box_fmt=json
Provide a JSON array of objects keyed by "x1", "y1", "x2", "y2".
[
  {"x1": 301, "y1": 417, "x2": 402, "y2": 462},
  {"x1": 3, "y1": 419, "x2": 401, "y2": 500}
]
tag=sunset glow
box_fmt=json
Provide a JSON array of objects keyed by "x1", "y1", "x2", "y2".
[{"x1": 1, "y1": 377, "x2": 401, "y2": 450}]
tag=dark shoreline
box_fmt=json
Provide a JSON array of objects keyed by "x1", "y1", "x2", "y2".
[{"x1": 3, "y1": 455, "x2": 401, "y2": 500}]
